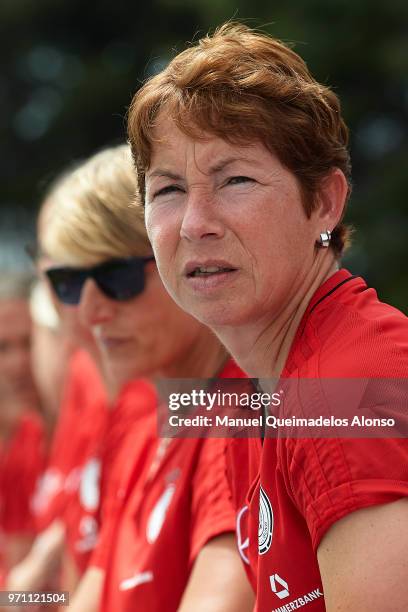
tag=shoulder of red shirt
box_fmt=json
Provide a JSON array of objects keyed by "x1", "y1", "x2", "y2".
[{"x1": 284, "y1": 268, "x2": 408, "y2": 378}]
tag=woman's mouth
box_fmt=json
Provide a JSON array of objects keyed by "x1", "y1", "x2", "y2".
[
  {"x1": 187, "y1": 265, "x2": 236, "y2": 277},
  {"x1": 183, "y1": 261, "x2": 238, "y2": 294},
  {"x1": 98, "y1": 336, "x2": 131, "y2": 350}
]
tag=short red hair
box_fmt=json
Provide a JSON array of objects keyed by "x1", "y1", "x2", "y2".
[{"x1": 128, "y1": 22, "x2": 352, "y2": 254}]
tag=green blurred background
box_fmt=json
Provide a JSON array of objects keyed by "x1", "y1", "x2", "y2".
[{"x1": 0, "y1": 0, "x2": 407, "y2": 310}]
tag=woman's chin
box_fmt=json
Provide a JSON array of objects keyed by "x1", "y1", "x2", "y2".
[{"x1": 184, "y1": 302, "x2": 248, "y2": 331}]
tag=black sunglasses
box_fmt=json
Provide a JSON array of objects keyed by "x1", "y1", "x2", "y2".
[{"x1": 45, "y1": 257, "x2": 154, "y2": 305}]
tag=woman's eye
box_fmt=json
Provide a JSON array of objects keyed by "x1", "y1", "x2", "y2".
[
  {"x1": 154, "y1": 185, "x2": 183, "y2": 198},
  {"x1": 227, "y1": 176, "x2": 254, "y2": 185}
]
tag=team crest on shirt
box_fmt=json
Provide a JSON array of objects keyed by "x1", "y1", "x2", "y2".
[
  {"x1": 258, "y1": 486, "x2": 273, "y2": 555},
  {"x1": 146, "y1": 483, "x2": 176, "y2": 543},
  {"x1": 236, "y1": 505, "x2": 250, "y2": 564}
]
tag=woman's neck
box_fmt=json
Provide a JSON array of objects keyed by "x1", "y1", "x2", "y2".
[
  {"x1": 159, "y1": 328, "x2": 228, "y2": 379},
  {"x1": 213, "y1": 257, "x2": 339, "y2": 378},
  {"x1": 103, "y1": 330, "x2": 227, "y2": 406}
]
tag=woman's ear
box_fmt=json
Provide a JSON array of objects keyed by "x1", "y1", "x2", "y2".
[{"x1": 315, "y1": 168, "x2": 349, "y2": 229}]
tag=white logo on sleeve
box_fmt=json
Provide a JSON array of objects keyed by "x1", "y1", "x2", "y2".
[
  {"x1": 258, "y1": 486, "x2": 273, "y2": 555},
  {"x1": 146, "y1": 483, "x2": 176, "y2": 543},
  {"x1": 79, "y1": 458, "x2": 101, "y2": 511},
  {"x1": 119, "y1": 571, "x2": 154, "y2": 591},
  {"x1": 270, "y1": 573, "x2": 290, "y2": 599}
]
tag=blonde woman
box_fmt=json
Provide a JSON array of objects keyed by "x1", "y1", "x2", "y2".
[{"x1": 37, "y1": 144, "x2": 254, "y2": 612}]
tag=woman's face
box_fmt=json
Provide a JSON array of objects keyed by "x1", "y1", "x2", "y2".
[
  {"x1": 144, "y1": 115, "x2": 328, "y2": 329},
  {"x1": 78, "y1": 262, "x2": 205, "y2": 388},
  {"x1": 0, "y1": 299, "x2": 38, "y2": 410}
]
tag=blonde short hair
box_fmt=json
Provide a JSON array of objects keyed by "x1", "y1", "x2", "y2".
[{"x1": 39, "y1": 144, "x2": 150, "y2": 266}]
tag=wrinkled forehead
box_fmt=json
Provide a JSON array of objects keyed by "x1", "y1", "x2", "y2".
[
  {"x1": 148, "y1": 112, "x2": 265, "y2": 177},
  {"x1": 149, "y1": 113, "x2": 209, "y2": 164}
]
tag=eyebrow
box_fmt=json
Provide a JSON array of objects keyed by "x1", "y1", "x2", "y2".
[
  {"x1": 147, "y1": 169, "x2": 183, "y2": 180},
  {"x1": 147, "y1": 155, "x2": 259, "y2": 181},
  {"x1": 209, "y1": 156, "x2": 259, "y2": 174}
]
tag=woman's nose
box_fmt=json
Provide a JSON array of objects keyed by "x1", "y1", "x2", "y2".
[
  {"x1": 180, "y1": 191, "x2": 225, "y2": 243},
  {"x1": 78, "y1": 278, "x2": 117, "y2": 328}
]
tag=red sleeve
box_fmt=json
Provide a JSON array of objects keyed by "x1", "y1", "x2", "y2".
[
  {"x1": 33, "y1": 351, "x2": 106, "y2": 531},
  {"x1": 189, "y1": 438, "x2": 236, "y2": 565},
  {"x1": 30, "y1": 370, "x2": 80, "y2": 531},
  {"x1": 88, "y1": 490, "x2": 121, "y2": 569},
  {"x1": 285, "y1": 309, "x2": 408, "y2": 551},
  {"x1": 282, "y1": 436, "x2": 408, "y2": 552},
  {"x1": 87, "y1": 426, "x2": 119, "y2": 571},
  {"x1": 90, "y1": 382, "x2": 157, "y2": 569},
  {"x1": 0, "y1": 413, "x2": 46, "y2": 534}
]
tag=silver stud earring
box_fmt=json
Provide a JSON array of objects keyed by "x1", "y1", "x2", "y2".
[{"x1": 317, "y1": 229, "x2": 331, "y2": 248}]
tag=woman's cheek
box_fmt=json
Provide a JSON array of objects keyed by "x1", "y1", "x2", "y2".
[
  {"x1": 145, "y1": 205, "x2": 165, "y2": 248},
  {"x1": 147, "y1": 207, "x2": 177, "y2": 259}
]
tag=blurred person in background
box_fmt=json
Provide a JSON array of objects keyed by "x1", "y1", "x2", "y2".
[
  {"x1": 30, "y1": 281, "x2": 77, "y2": 436},
  {"x1": 0, "y1": 273, "x2": 39, "y2": 415},
  {"x1": 128, "y1": 22, "x2": 408, "y2": 612},
  {"x1": 5, "y1": 194, "x2": 108, "y2": 597},
  {"x1": 0, "y1": 272, "x2": 46, "y2": 580},
  {"x1": 5, "y1": 280, "x2": 81, "y2": 600},
  {"x1": 37, "y1": 143, "x2": 254, "y2": 612}
]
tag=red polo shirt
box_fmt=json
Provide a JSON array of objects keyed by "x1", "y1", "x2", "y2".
[
  {"x1": 98, "y1": 360, "x2": 242, "y2": 612},
  {"x1": 0, "y1": 411, "x2": 46, "y2": 535},
  {"x1": 68, "y1": 377, "x2": 157, "y2": 574},
  {"x1": 227, "y1": 269, "x2": 408, "y2": 611},
  {"x1": 0, "y1": 410, "x2": 46, "y2": 584},
  {"x1": 31, "y1": 350, "x2": 107, "y2": 559}
]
